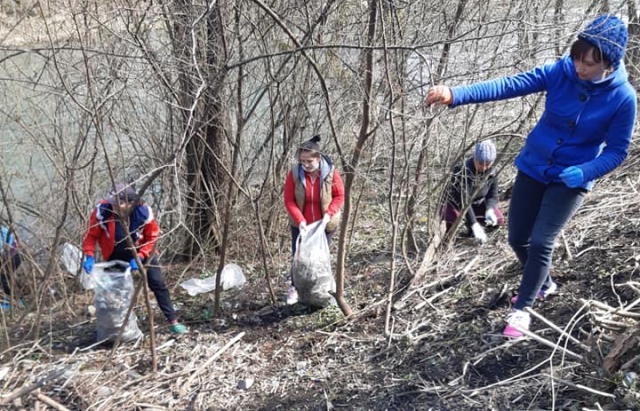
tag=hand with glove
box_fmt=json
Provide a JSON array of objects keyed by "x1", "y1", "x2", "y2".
[
  {"x1": 298, "y1": 221, "x2": 307, "y2": 234},
  {"x1": 425, "y1": 86, "x2": 453, "y2": 106},
  {"x1": 83, "y1": 256, "x2": 94, "y2": 274},
  {"x1": 559, "y1": 166, "x2": 584, "y2": 188},
  {"x1": 322, "y1": 213, "x2": 331, "y2": 225},
  {"x1": 471, "y1": 222, "x2": 487, "y2": 244},
  {"x1": 129, "y1": 258, "x2": 139, "y2": 272},
  {"x1": 484, "y1": 208, "x2": 498, "y2": 226}
]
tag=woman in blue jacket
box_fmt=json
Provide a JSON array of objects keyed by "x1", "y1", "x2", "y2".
[{"x1": 426, "y1": 14, "x2": 637, "y2": 338}]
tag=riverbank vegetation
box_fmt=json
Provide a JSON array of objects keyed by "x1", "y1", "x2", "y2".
[{"x1": 1, "y1": 1, "x2": 640, "y2": 409}]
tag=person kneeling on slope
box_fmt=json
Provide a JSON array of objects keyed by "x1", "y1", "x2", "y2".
[
  {"x1": 82, "y1": 183, "x2": 188, "y2": 334},
  {"x1": 441, "y1": 140, "x2": 505, "y2": 244}
]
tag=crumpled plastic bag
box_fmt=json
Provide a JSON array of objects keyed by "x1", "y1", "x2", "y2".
[
  {"x1": 292, "y1": 220, "x2": 336, "y2": 308},
  {"x1": 60, "y1": 243, "x2": 94, "y2": 290},
  {"x1": 61, "y1": 243, "x2": 83, "y2": 275},
  {"x1": 92, "y1": 261, "x2": 142, "y2": 342},
  {"x1": 180, "y1": 264, "x2": 246, "y2": 296}
]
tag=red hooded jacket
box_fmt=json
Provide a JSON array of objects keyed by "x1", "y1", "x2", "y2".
[{"x1": 83, "y1": 200, "x2": 158, "y2": 260}]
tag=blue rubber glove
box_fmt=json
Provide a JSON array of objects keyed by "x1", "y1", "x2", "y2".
[
  {"x1": 559, "y1": 166, "x2": 584, "y2": 188},
  {"x1": 129, "y1": 258, "x2": 139, "y2": 272},
  {"x1": 83, "y1": 256, "x2": 94, "y2": 274}
]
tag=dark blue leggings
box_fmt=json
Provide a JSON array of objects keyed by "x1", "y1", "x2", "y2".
[
  {"x1": 108, "y1": 253, "x2": 176, "y2": 323},
  {"x1": 509, "y1": 172, "x2": 586, "y2": 310}
]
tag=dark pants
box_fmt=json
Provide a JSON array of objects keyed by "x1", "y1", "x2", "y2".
[
  {"x1": 290, "y1": 225, "x2": 335, "y2": 286},
  {"x1": 442, "y1": 203, "x2": 505, "y2": 232},
  {"x1": 0, "y1": 253, "x2": 21, "y2": 297},
  {"x1": 509, "y1": 172, "x2": 586, "y2": 310},
  {"x1": 108, "y1": 252, "x2": 176, "y2": 323}
]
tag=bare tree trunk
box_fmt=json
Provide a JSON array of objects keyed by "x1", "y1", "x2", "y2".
[
  {"x1": 626, "y1": 0, "x2": 640, "y2": 87},
  {"x1": 334, "y1": 0, "x2": 379, "y2": 317},
  {"x1": 211, "y1": 0, "x2": 237, "y2": 316},
  {"x1": 379, "y1": 0, "x2": 404, "y2": 337},
  {"x1": 554, "y1": 0, "x2": 565, "y2": 58},
  {"x1": 172, "y1": 1, "x2": 229, "y2": 261}
]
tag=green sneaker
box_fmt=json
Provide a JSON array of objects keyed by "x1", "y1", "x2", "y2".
[{"x1": 170, "y1": 323, "x2": 188, "y2": 334}]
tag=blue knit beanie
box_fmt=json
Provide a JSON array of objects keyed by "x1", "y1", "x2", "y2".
[
  {"x1": 474, "y1": 140, "x2": 496, "y2": 164},
  {"x1": 578, "y1": 14, "x2": 628, "y2": 69}
]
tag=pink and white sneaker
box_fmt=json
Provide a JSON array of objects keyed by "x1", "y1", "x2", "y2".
[
  {"x1": 286, "y1": 286, "x2": 299, "y2": 305},
  {"x1": 503, "y1": 309, "x2": 531, "y2": 338}
]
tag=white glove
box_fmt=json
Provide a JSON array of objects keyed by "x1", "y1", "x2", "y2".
[
  {"x1": 299, "y1": 221, "x2": 307, "y2": 233},
  {"x1": 471, "y1": 222, "x2": 487, "y2": 243},
  {"x1": 322, "y1": 213, "x2": 331, "y2": 225},
  {"x1": 485, "y1": 208, "x2": 497, "y2": 226}
]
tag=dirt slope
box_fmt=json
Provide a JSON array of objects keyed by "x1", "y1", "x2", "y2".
[{"x1": 2, "y1": 154, "x2": 640, "y2": 410}]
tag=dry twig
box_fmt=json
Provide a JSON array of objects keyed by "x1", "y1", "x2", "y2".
[
  {"x1": 179, "y1": 332, "x2": 246, "y2": 395},
  {"x1": 0, "y1": 366, "x2": 71, "y2": 405},
  {"x1": 32, "y1": 391, "x2": 72, "y2": 411}
]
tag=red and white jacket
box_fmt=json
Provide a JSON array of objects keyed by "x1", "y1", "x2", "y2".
[{"x1": 83, "y1": 200, "x2": 158, "y2": 260}]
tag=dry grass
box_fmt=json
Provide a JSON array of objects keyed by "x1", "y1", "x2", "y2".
[{"x1": 2, "y1": 151, "x2": 640, "y2": 410}]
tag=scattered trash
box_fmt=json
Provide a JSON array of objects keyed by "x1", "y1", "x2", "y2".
[
  {"x1": 61, "y1": 243, "x2": 97, "y2": 290},
  {"x1": 180, "y1": 264, "x2": 246, "y2": 296},
  {"x1": 127, "y1": 370, "x2": 142, "y2": 380},
  {"x1": 220, "y1": 264, "x2": 246, "y2": 289},
  {"x1": 624, "y1": 372, "x2": 638, "y2": 388},
  {"x1": 0, "y1": 367, "x2": 9, "y2": 381},
  {"x1": 61, "y1": 243, "x2": 83, "y2": 275},
  {"x1": 212, "y1": 318, "x2": 228, "y2": 328},
  {"x1": 179, "y1": 278, "x2": 214, "y2": 296},
  {"x1": 296, "y1": 361, "x2": 307, "y2": 376},
  {"x1": 237, "y1": 378, "x2": 255, "y2": 390}
]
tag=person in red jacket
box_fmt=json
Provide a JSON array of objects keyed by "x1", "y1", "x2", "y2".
[
  {"x1": 82, "y1": 183, "x2": 187, "y2": 334},
  {"x1": 283, "y1": 135, "x2": 345, "y2": 304}
]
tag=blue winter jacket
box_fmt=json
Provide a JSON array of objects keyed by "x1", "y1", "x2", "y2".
[{"x1": 450, "y1": 56, "x2": 637, "y2": 190}]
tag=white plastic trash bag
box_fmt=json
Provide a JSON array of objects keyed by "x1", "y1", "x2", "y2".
[
  {"x1": 92, "y1": 261, "x2": 142, "y2": 342},
  {"x1": 60, "y1": 243, "x2": 94, "y2": 290},
  {"x1": 180, "y1": 263, "x2": 246, "y2": 296},
  {"x1": 180, "y1": 277, "x2": 216, "y2": 296},
  {"x1": 221, "y1": 264, "x2": 246, "y2": 290},
  {"x1": 61, "y1": 243, "x2": 83, "y2": 275},
  {"x1": 292, "y1": 220, "x2": 336, "y2": 308}
]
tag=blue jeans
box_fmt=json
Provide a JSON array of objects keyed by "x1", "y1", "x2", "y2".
[{"x1": 509, "y1": 172, "x2": 586, "y2": 310}]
